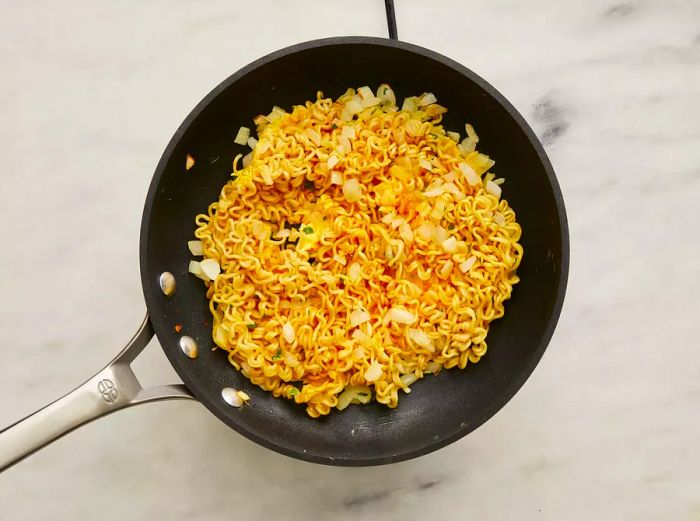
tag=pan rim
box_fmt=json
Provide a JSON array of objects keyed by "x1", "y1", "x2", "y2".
[{"x1": 140, "y1": 36, "x2": 570, "y2": 466}]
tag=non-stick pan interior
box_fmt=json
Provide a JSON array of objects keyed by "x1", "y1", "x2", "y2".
[{"x1": 140, "y1": 37, "x2": 568, "y2": 465}]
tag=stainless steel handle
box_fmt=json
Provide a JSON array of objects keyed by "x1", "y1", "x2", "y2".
[{"x1": 0, "y1": 315, "x2": 195, "y2": 472}]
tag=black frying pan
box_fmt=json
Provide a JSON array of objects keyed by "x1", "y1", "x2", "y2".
[{"x1": 0, "y1": 36, "x2": 568, "y2": 471}]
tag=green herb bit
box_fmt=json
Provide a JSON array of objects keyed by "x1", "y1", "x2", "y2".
[
  {"x1": 247, "y1": 323, "x2": 256, "y2": 330},
  {"x1": 302, "y1": 226, "x2": 314, "y2": 234},
  {"x1": 272, "y1": 348, "x2": 282, "y2": 360}
]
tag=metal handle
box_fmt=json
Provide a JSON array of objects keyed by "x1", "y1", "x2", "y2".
[{"x1": 0, "y1": 315, "x2": 194, "y2": 472}]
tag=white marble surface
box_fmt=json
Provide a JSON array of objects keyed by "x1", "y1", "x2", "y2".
[{"x1": 1, "y1": 0, "x2": 699, "y2": 519}]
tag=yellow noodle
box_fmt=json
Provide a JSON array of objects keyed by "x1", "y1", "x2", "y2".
[{"x1": 193, "y1": 86, "x2": 523, "y2": 417}]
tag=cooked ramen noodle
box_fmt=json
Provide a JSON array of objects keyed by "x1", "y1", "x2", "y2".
[{"x1": 188, "y1": 85, "x2": 523, "y2": 417}]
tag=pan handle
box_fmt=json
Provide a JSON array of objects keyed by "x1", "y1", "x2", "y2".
[{"x1": 0, "y1": 315, "x2": 195, "y2": 472}]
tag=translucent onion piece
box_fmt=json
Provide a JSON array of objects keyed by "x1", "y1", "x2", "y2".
[
  {"x1": 364, "y1": 360, "x2": 383, "y2": 382},
  {"x1": 383, "y1": 307, "x2": 417, "y2": 325},
  {"x1": 200, "y1": 259, "x2": 220, "y2": 281},
  {"x1": 282, "y1": 322, "x2": 295, "y2": 344},
  {"x1": 188, "y1": 240, "x2": 203, "y2": 256},
  {"x1": 234, "y1": 126, "x2": 250, "y2": 145}
]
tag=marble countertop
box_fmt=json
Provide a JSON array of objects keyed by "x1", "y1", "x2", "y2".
[{"x1": 1, "y1": 1, "x2": 699, "y2": 519}]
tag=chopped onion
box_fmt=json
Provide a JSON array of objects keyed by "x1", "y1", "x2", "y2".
[
  {"x1": 361, "y1": 96, "x2": 381, "y2": 108},
  {"x1": 418, "y1": 92, "x2": 438, "y2": 106},
  {"x1": 348, "y1": 262, "x2": 362, "y2": 282},
  {"x1": 402, "y1": 97, "x2": 418, "y2": 112},
  {"x1": 341, "y1": 125, "x2": 356, "y2": 140},
  {"x1": 339, "y1": 136, "x2": 352, "y2": 154},
  {"x1": 247, "y1": 136, "x2": 258, "y2": 149},
  {"x1": 256, "y1": 140, "x2": 271, "y2": 154},
  {"x1": 337, "y1": 388, "x2": 355, "y2": 410},
  {"x1": 383, "y1": 307, "x2": 417, "y2": 325},
  {"x1": 330, "y1": 171, "x2": 344, "y2": 185},
  {"x1": 407, "y1": 328, "x2": 433, "y2": 349},
  {"x1": 283, "y1": 351, "x2": 300, "y2": 368},
  {"x1": 459, "y1": 256, "x2": 477, "y2": 273},
  {"x1": 282, "y1": 322, "x2": 295, "y2": 344},
  {"x1": 350, "y1": 308, "x2": 371, "y2": 328},
  {"x1": 458, "y1": 162, "x2": 481, "y2": 186},
  {"x1": 357, "y1": 86, "x2": 374, "y2": 99},
  {"x1": 398, "y1": 223, "x2": 414, "y2": 243},
  {"x1": 343, "y1": 178, "x2": 362, "y2": 203},
  {"x1": 364, "y1": 360, "x2": 383, "y2": 382},
  {"x1": 200, "y1": 258, "x2": 221, "y2": 281},
  {"x1": 188, "y1": 240, "x2": 203, "y2": 256},
  {"x1": 352, "y1": 387, "x2": 372, "y2": 404},
  {"x1": 391, "y1": 216, "x2": 405, "y2": 229},
  {"x1": 465, "y1": 123, "x2": 479, "y2": 142},
  {"x1": 306, "y1": 128, "x2": 322, "y2": 146},
  {"x1": 447, "y1": 131, "x2": 460, "y2": 142},
  {"x1": 425, "y1": 362, "x2": 442, "y2": 373},
  {"x1": 333, "y1": 254, "x2": 347, "y2": 266},
  {"x1": 242, "y1": 152, "x2": 253, "y2": 168},
  {"x1": 419, "y1": 158, "x2": 434, "y2": 171},
  {"x1": 441, "y1": 236, "x2": 458, "y2": 253},
  {"x1": 327, "y1": 155, "x2": 340, "y2": 169},
  {"x1": 382, "y1": 212, "x2": 395, "y2": 224},
  {"x1": 494, "y1": 177, "x2": 505, "y2": 185},
  {"x1": 188, "y1": 260, "x2": 206, "y2": 280},
  {"x1": 234, "y1": 126, "x2": 250, "y2": 145},
  {"x1": 494, "y1": 212, "x2": 506, "y2": 226},
  {"x1": 267, "y1": 106, "x2": 286, "y2": 122},
  {"x1": 221, "y1": 387, "x2": 243, "y2": 407},
  {"x1": 400, "y1": 373, "x2": 419, "y2": 388},
  {"x1": 275, "y1": 228, "x2": 291, "y2": 239},
  {"x1": 236, "y1": 390, "x2": 251, "y2": 404},
  {"x1": 439, "y1": 260, "x2": 454, "y2": 278},
  {"x1": 351, "y1": 329, "x2": 367, "y2": 341},
  {"x1": 416, "y1": 222, "x2": 435, "y2": 241},
  {"x1": 458, "y1": 139, "x2": 476, "y2": 155},
  {"x1": 433, "y1": 225, "x2": 449, "y2": 244},
  {"x1": 486, "y1": 180, "x2": 502, "y2": 199},
  {"x1": 344, "y1": 98, "x2": 363, "y2": 116},
  {"x1": 441, "y1": 182, "x2": 466, "y2": 200},
  {"x1": 185, "y1": 154, "x2": 195, "y2": 170},
  {"x1": 443, "y1": 171, "x2": 457, "y2": 182},
  {"x1": 377, "y1": 84, "x2": 396, "y2": 106}
]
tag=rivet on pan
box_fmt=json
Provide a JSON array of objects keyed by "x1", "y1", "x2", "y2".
[
  {"x1": 221, "y1": 387, "x2": 243, "y2": 407},
  {"x1": 159, "y1": 272, "x2": 176, "y2": 296},
  {"x1": 179, "y1": 336, "x2": 198, "y2": 359}
]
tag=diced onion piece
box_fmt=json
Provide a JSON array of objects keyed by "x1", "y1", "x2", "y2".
[
  {"x1": 339, "y1": 136, "x2": 352, "y2": 154},
  {"x1": 364, "y1": 360, "x2": 383, "y2": 382},
  {"x1": 465, "y1": 123, "x2": 479, "y2": 142},
  {"x1": 493, "y1": 177, "x2": 505, "y2": 185},
  {"x1": 275, "y1": 228, "x2": 291, "y2": 239},
  {"x1": 402, "y1": 97, "x2": 418, "y2": 112},
  {"x1": 200, "y1": 258, "x2": 221, "y2": 281},
  {"x1": 407, "y1": 328, "x2": 433, "y2": 349},
  {"x1": 419, "y1": 158, "x2": 433, "y2": 172},
  {"x1": 185, "y1": 154, "x2": 195, "y2": 170},
  {"x1": 382, "y1": 212, "x2": 395, "y2": 225},
  {"x1": 236, "y1": 390, "x2": 251, "y2": 404},
  {"x1": 350, "y1": 308, "x2": 371, "y2": 328},
  {"x1": 419, "y1": 93, "x2": 438, "y2": 106},
  {"x1": 443, "y1": 171, "x2": 457, "y2": 182},
  {"x1": 256, "y1": 140, "x2": 271, "y2": 154},
  {"x1": 441, "y1": 182, "x2": 466, "y2": 200},
  {"x1": 337, "y1": 388, "x2": 355, "y2": 410},
  {"x1": 430, "y1": 200, "x2": 446, "y2": 220},
  {"x1": 251, "y1": 221, "x2": 270, "y2": 241},
  {"x1": 351, "y1": 329, "x2": 368, "y2": 341},
  {"x1": 433, "y1": 225, "x2": 449, "y2": 244},
  {"x1": 188, "y1": 240, "x2": 203, "y2": 256},
  {"x1": 416, "y1": 222, "x2": 435, "y2": 241},
  {"x1": 459, "y1": 162, "x2": 481, "y2": 186},
  {"x1": 361, "y1": 96, "x2": 381, "y2": 108},
  {"x1": 400, "y1": 373, "x2": 419, "y2": 387},
  {"x1": 348, "y1": 262, "x2": 362, "y2": 282},
  {"x1": 357, "y1": 86, "x2": 374, "y2": 99},
  {"x1": 341, "y1": 125, "x2": 356, "y2": 140},
  {"x1": 447, "y1": 131, "x2": 460, "y2": 142},
  {"x1": 377, "y1": 84, "x2": 396, "y2": 106},
  {"x1": 333, "y1": 254, "x2": 347, "y2": 266},
  {"x1": 345, "y1": 98, "x2": 363, "y2": 115},
  {"x1": 306, "y1": 128, "x2": 322, "y2": 146},
  {"x1": 383, "y1": 307, "x2": 417, "y2": 325},
  {"x1": 234, "y1": 126, "x2": 250, "y2": 145},
  {"x1": 425, "y1": 362, "x2": 442, "y2": 373},
  {"x1": 327, "y1": 155, "x2": 340, "y2": 169},
  {"x1": 398, "y1": 223, "x2": 414, "y2": 243},
  {"x1": 330, "y1": 171, "x2": 344, "y2": 185},
  {"x1": 343, "y1": 178, "x2": 362, "y2": 203},
  {"x1": 439, "y1": 260, "x2": 453, "y2": 278},
  {"x1": 391, "y1": 216, "x2": 405, "y2": 229},
  {"x1": 267, "y1": 106, "x2": 286, "y2": 122},
  {"x1": 494, "y1": 212, "x2": 506, "y2": 226},
  {"x1": 282, "y1": 322, "x2": 295, "y2": 344},
  {"x1": 486, "y1": 180, "x2": 502, "y2": 199},
  {"x1": 423, "y1": 185, "x2": 444, "y2": 198},
  {"x1": 352, "y1": 386, "x2": 372, "y2": 404},
  {"x1": 188, "y1": 260, "x2": 206, "y2": 280},
  {"x1": 441, "y1": 236, "x2": 458, "y2": 253},
  {"x1": 458, "y1": 139, "x2": 476, "y2": 154},
  {"x1": 221, "y1": 387, "x2": 243, "y2": 407},
  {"x1": 247, "y1": 136, "x2": 258, "y2": 149},
  {"x1": 283, "y1": 351, "x2": 300, "y2": 368},
  {"x1": 242, "y1": 152, "x2": 253, "y2": 168},
  {"x1": 459, "y1": 256, "x2": 477, "y2": 273}
]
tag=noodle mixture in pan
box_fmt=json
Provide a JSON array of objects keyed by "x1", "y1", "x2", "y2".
[{"x1": 187, "y1": 85, "x2": 523, "y2": 417}]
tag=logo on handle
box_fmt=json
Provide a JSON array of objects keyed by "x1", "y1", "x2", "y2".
[{"x1": 97, "y1": 379, "x2": 119, "y2": 403}]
